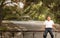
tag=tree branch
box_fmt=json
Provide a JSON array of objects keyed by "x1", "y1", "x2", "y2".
[{"x1": 0, "y1": 0, "x2": 6, "y2": 7}]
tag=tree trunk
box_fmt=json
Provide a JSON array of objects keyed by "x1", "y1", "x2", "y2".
[{"x1": 0, "y1": 7, "x2": 3, "y2": 26}]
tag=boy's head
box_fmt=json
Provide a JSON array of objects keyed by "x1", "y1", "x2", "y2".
[{"x1": 47, "y1": 16, "x2": 51, "y2": 21}]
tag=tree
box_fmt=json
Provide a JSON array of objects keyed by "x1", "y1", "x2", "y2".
[
  {"x1": 0, "y1": 0, "x2": 15, "y2": 26},
  {"x1": 23, "y1": 0, "x2": 60, "y2": 23},
  {"x1": 0, "y1": 0, "x2": 60, "y2": 24},
  {"x1": 0, "y1": 0, "x2": 7, "y2": 26}
]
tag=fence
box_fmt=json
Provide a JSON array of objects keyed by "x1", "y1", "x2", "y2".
[
  {"x1": 2, "y1": 21, "x2": 60, "y2": 38},
  {"x1": 0, "y1": 30, "x2": 60, "y2": 38}
]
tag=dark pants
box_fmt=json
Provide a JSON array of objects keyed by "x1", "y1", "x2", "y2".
[{"x1": 43, "y1": 28, "x2": 54, "y2": 38}]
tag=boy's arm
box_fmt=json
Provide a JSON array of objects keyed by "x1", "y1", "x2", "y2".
[
  {"x1": 53, "y1": 24, "x2": 60, "y2": 31},
  {"x1": 53, "y1": 24, "x2": 57, "y2": 31},
  {"x1": 52, "y1": 21, "x2": 56, "y2": 28},
  {"x1": 41, "y1": 21, "x2": 46, "y2": 30},
  {"x1": 41, "y1": 25, "x2": 45, "y2": 31}
]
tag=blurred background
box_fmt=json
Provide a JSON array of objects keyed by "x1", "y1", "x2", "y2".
[
  {"x1": 0, "y1": 0, "x2": 60, "y2": 24},
  {"x1": 0, "y1": 0, "x2": 60, "y2": 38}
]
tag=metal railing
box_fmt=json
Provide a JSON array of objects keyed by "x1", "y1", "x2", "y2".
[{"x1": 0, "y1": 30, "x2": 60, "y2": 38}]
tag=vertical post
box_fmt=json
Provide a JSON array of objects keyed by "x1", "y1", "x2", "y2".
[
  {"x1": 22, "y1": 32, "x2": 24, "y2": 38},
  {"x1": 0, "y1": 31, "x2": 2, "y2": 38},
  {"x1": 55, "y1": 31, "x2": 57, "y2": 38},
  {"x1": 33, "y1": 32, "x2": 35, "y2": 38},
  {"x1": 11, "y1": 32, "x2": 14, "y2": 38}
]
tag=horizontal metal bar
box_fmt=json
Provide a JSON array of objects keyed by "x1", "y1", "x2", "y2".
[{"x1": 0, "y1": 30, "x2": 60, "y2": 32}]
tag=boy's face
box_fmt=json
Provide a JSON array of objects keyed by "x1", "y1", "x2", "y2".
[{"x1": 47, "y1": 16, "x2": 51, "y2": 21}]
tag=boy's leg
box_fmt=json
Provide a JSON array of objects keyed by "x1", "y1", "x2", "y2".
[
  {"x1": 49, "y1": 28, "x2": 54, "y2": 38},
  {"x1": 43, "y1": 29, "x2": 48, "y2": 38}
]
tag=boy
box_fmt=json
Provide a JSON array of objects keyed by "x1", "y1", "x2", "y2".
[{"x1": 43, "y1": 16, "x2": 54, "y2": 38}]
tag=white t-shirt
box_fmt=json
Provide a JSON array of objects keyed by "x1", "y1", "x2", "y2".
[{"x1": 44, "y1": 20, "x2": 54, "y2": 28}]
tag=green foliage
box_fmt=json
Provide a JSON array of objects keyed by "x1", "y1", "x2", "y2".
[
  {"x1": 23, "y1": 0, "x2": 60, "y2": 24},
  {"x1": 23, "y1": 1, "x2": 54, "y2": 21},
  {"x1": 0, "y1": 0, "x2": 60, "y2": 24}
]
